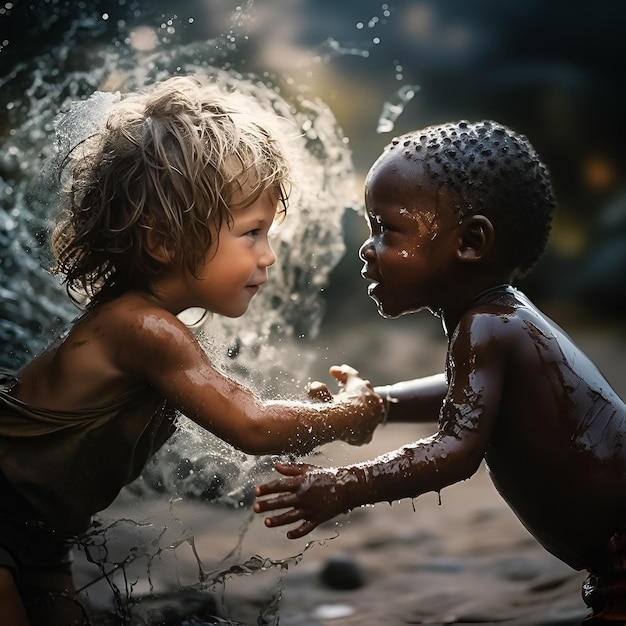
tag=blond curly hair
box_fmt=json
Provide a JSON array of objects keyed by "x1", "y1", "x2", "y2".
[{"x1": 51, "y1": 76, "x2": 292, "y2": 306}]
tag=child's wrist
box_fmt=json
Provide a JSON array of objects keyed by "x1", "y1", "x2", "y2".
[
  {"x1": 375, "y1": 385, "x2": 397, "y2": 425},
  {"x1": 335, "y1": 466, "x2": 367, "y2": 511}
]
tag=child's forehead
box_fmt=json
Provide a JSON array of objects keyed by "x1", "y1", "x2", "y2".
[
  {"x1": 369, "y1": 146, "x2": 429, "y2": 178},
  {"x1": 366, "y1": 150, "x2": 434, "y2": 196},
  {"x1": 365, "y1": 152, "x2": 459, "y2": 220}
]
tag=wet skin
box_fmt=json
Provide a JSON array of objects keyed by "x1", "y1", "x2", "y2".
[
  {"x1": 11, "y1": 188, "x2": 383, "y2": 456},
  {"x1": 3, "y1": 185, "x2": 384, "y2": 625},
  {"x1": 255, "y1": 151, "x2": 626, "y2": 572}
]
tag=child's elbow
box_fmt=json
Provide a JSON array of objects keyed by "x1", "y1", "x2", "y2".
[
  {"x1": 449, "y1": 446, "x2": 484, "y2": 483},
  {"x1": 236, "y1": 435, "x2": 274, "y2": 456},
  {"x1": 233, "y1": 421, "x2": 284, "y2": 456}
]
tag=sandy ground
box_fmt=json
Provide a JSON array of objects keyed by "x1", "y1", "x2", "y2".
[{"x1": 70, "y1": 314, "x2": 626, "y2": 625}]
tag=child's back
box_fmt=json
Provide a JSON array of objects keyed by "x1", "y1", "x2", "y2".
[{"x1": 458, "y1": 285, "x2": 626, "y2": 571}]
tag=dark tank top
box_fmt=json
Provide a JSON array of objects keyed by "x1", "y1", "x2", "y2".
[{"x1": 0, "y1": 372, "x2": 176, "y2": 533}]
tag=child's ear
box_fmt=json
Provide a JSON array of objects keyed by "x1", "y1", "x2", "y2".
[
  {"x1": 457, "y1": 215, "x2": 495, "y2": 262},
  {"x1": 144, "y1": 228, "x2": 174, "y2": 264}
]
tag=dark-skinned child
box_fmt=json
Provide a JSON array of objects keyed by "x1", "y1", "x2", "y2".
[{"x1": 255, "y1": 120, "x2": 626, "y2": 624}]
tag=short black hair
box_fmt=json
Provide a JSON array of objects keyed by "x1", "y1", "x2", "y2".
[{"x1": 387, "y1": 120, "x2": 556, "y2": 276}]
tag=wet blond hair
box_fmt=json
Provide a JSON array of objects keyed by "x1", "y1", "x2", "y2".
[{"x1": 51, "y1": 76, "x2": 292, "y2": 306}]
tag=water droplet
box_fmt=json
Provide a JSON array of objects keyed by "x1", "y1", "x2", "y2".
[{"x1": 376, "y1": 84, "x2": 421, "y2": 134}]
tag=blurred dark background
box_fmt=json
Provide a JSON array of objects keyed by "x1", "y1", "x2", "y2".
[
  {"x1": 1, "y1": 0, "x2": 625, "y2": 351},
  {"x1": 3, "y1": 6, "x2": 623, "y2": 621}
]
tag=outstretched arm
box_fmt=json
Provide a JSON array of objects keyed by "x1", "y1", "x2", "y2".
[
  {"x1": 115, "y1": 307, "x2": 384, "y2": 455},
  {"x1": 254, "y1": 311, "x2": 509, "y2": 538},
  {"x1": 375, "y1": 373, "x2": 447, "y2": 423},
  {"x1": 254, "y1": 428, "x2": 484, "y2": 538}
]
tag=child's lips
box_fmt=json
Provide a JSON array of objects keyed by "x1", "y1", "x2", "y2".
[
  {"x1": 246, "y1": 279, "x2": 266, "y2": 295},
  {"x1": 361, "y1": 270, "x2": 380, "y2": 287},
  {"x1": 367, "y1": 282, "x2": 380, "y2": 297},
  {"x1": 362, "y1": 273, "x2": 381, "y2": 297}
]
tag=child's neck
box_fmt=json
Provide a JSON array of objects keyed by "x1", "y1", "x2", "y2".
[
  {"x1": 440, "y1": 275, "x2": 515, "y2": 338},
  {"x1": 469, "y1": 283, "x2": 515, "y2": 307}
]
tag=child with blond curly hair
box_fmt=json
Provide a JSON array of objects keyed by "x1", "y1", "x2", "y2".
[{"x1": 0, "y1": 76, "x2": 383, "y2": 625}]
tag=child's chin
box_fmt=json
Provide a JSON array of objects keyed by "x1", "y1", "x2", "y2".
[
  {"x1": 375, "y1": 301, "x2": 402, "y2": 319},
  {"x1": 375, "y1": 300, "x2": 417, "y2": 319},
  {"x1": 222, "y1": 306, "x2": 249, "y2": 318}
]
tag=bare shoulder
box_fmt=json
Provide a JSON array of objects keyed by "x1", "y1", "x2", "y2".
[
  {"x1": 95, "y1": 293, "x2": 186, "y2": 339},
  {"x1": 14, "y1": 293, "x2": 199, "y2": 408},
  {"x1": 89, "y1": 293, "x2": 203, "y2": 373},
  {"x1": 452, "y1": 300, "x2": 523, "y2": 351},
  {"x1": 453, "y1": 291, "x2": 559, "y2": 353}
]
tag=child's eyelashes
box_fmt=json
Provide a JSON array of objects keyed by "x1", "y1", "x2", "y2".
[
  {"x1": 368, "y1": 213, "x2": 391, "y2": 234},
  {"x1": 371, "y1": 221, "x2": 391, "y2": 235}
]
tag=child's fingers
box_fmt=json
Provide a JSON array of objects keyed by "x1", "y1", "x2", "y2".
[
  {"x1": 262, "y1": 509, "x2": 320, "y2": 538},
  {"x1": 254, "y1": 478, "x2": 298, "y2": 499},
  {"x1": 252, "y1": 493, "x2": 299, "y2": 512},
  {"x1": 286, "y1": 519, "x2": 319, "y2": 539},
  {"x1": 274, "y1": 462, "x2": 313, "y2": 476},
  {"x1": 262, "y1": 507, "x2": 306, "y2": 528},
  {"x1": 253, "y1": 463, "x2": 312, "y2": 501},
  {"x1": 329, "y1": 364, "x2": 360, "y2": 385},
  {"x1": 330, "y1": 364, "x2": 372, "y2": 395},
  {"x1": 307, "y1": 381, "x2": 333, "y2": 402}
]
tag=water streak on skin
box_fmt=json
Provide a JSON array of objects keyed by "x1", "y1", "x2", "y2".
[
  {"x1": 418, "y1": 211, "x2": 438, "y2": 234},
  {"x1": 357, "y1": 437, "x2": 440, "y2": 486},
  {"x1": 520, "y1": 316, "x2": 625, "y2": 460},
  {"x1": 522, "y1": 318, "x2": 552, "y2": 351},
  {"x1": 443, "y1": 397, "x2": 483, "y2": 436}
]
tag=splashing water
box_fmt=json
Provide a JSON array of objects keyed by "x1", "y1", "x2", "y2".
[
  {"x1": 376, "y1": 83, "x2": 421, "y2": 133},
  {"x1": 0, "y1": 5, "x2": 357, "y2": 623}
]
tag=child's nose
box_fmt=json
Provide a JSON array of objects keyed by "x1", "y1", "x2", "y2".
[
  {"x1": 261, "y1": 241, "x2": 276, "y2": 268},
  {"x1": 359, "y1": 238, "x2": 375, "y2": 261}
]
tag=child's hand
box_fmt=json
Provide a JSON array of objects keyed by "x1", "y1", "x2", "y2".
[
  {"x1": 307, "y1": 380, "x2": 334, "y2": 403},
  {"x1": 254, "y1": 462, "x2": 350, "y2": 539},
  {"x1": 307, "y1": 364, "x2": 371, "y2": 402},
  {"x1": 305, "y1": 365, "x2": 383, "y2": 446},
  {"x1": 328, "y1": 364, "x2": 384, "y2": 445}
]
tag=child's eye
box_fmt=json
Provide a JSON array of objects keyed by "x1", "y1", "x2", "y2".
[
  {"x1": 375, "y1": 221, "x2": 391, "y2": 235},
  {"x1": 245, "y1": 228, "x2": 261, "y2": 238},
  {"x1": 370, "y1": 213, "x2": 390, "y2": 234}
]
